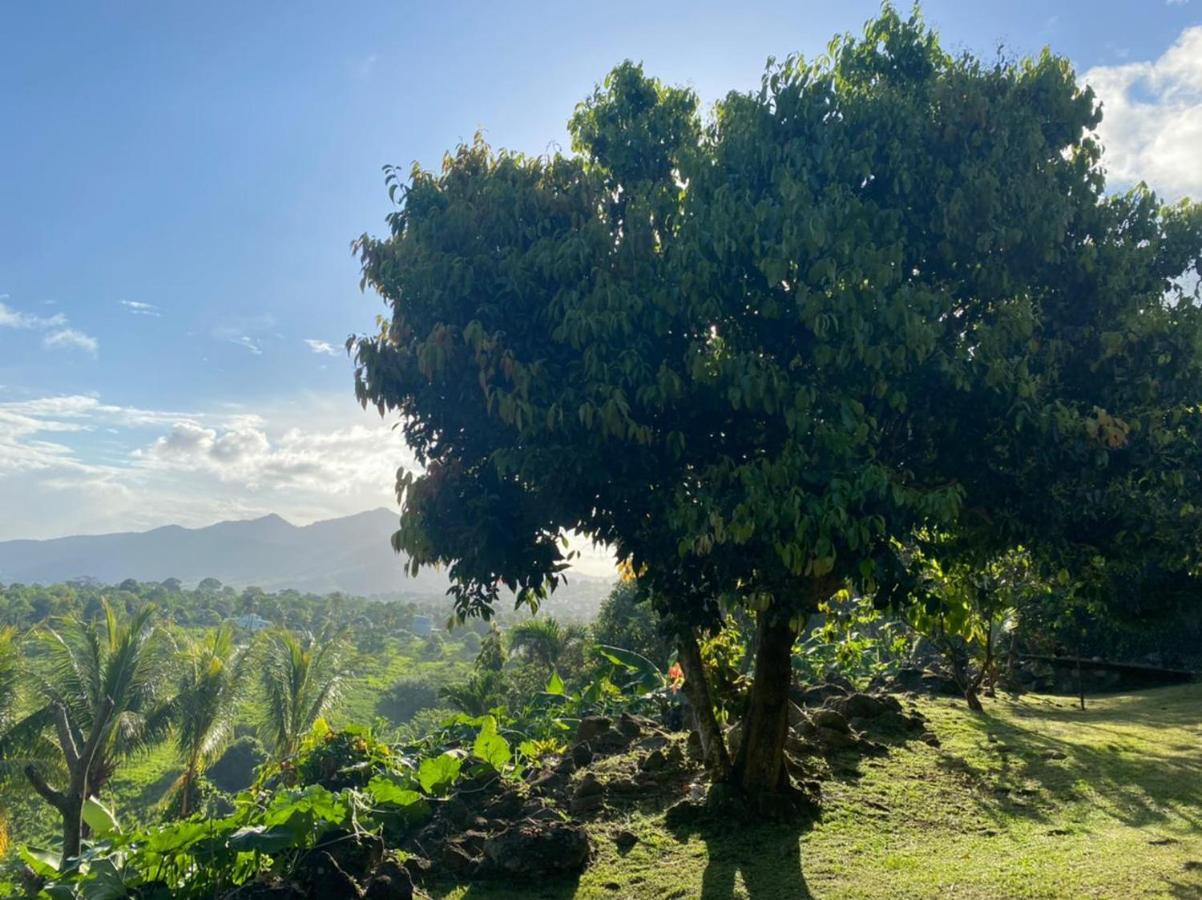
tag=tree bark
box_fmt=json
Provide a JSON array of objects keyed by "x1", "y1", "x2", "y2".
[
  {"x1": 676, "y1": 628, "x2": 732, "y2": 782},
  {"x1": 733, "y1": 614, "x2": 798, "y2": 796}
]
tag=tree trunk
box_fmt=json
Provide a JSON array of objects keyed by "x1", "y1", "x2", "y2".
[
  {"x1": 733, "y1": 614, "x2": 797, "y2": 797},
  {"x1": 676, "y1": 628, "x2": 732, "y2": 781},
  {"x1": 60, "y1": 791, "x2": 84, "y2": 862}
]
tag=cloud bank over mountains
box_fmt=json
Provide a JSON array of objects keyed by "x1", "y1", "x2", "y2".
[{"x1": 0, "y1": 391, "x2": 415, "y2": 543}]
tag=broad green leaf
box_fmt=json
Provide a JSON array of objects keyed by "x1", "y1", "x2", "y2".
[
  {"x1": 472, "y1": 716, "x2": 511, "y2": 771},
  {"x1": 545, "y1": 671, "x2": 565, "y2": 696},
  {"x1": 83, "y1": 795, "x2": 120, "y2": 838},
  {"x1": 18, "y1": 845, "x2": 59, "y2": 876},
  {"x1": 417, "y1": 751, "x2": 462, "y2": 795},
  {"x1": 228, "y1": 824, "x2": 299, "y2": 854}
]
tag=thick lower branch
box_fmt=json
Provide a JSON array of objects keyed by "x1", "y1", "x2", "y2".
[{"x1": 24, "y1": 764, "x2": 67, "y2": 812}]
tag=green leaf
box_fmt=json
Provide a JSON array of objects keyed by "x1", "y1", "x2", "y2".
[
  {"x1": 83, "y1": 795, "x2": 121, "y2": 838},
  {"x1": 545, "y1": 671, "x2": 565, "y2": 696},
  {"x1": 367, "y1": 776, "x2": 422, "y2": 808},
  {"x1": 417, "y1": 751, "x2": 463, "y2": 795},
  {"x1": 595, "y1": 644, "x2": 664, "y2": 692},
  {"x1": 472, "y1": 715, "x2": 512, "y2": 771},
  {"x1": 18, "y1": 845, "x2": 59, "y2": 877},
  {"x1": 228, "y1": 824, "x2": 299, "y2": 854}
]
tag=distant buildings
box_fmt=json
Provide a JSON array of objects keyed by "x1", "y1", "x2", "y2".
[{"x1": 231, "y1": 613, "x2": 271, "y2": 633}]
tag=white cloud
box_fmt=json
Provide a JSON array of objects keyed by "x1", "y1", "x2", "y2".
[
  {"x1": 0, "y1": 301, "x2": 65, "y2": 330},
  {"x1": 1166, "y1": 0, "x2": 1188, "y2": 7},
  {"x1": 1084, "y1": 26, "x2": 1202, "y2": 200},
  {"x1": 304, "y1": 339, "x2": 340, "y2": 356},
  {"x1": 231, "y1": 335, "x2": 262, "y2": 355},
  {"x1": 43, "y1": 328, "x2": 99, "y2": 355},
  {"x1": 119, "y1": 300, "x2": 161, "y2": 317},
  {"x1": 2, "y1": 300, "x2": 98, "y2": 354},
  {"x1": 0, "y1": 392, "x2": 414, "y2": 539}
]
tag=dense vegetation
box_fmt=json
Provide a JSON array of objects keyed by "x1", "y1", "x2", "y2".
[{"x1": 3, "y1": 7, "x2": 1201, "y2": 899}]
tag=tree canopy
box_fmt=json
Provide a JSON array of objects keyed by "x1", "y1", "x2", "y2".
[{"x1": 354, "y1": 7, "x2": 1202, "y2": 801}]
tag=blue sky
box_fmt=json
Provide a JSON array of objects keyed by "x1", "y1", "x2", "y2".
[{"x1": 1, "y1": 1, "x2": 1199, "y2": 556}]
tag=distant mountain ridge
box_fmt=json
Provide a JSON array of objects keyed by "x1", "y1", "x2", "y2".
[{"x1": 0, "y1": 509, "x2": 454, "y2": 597}]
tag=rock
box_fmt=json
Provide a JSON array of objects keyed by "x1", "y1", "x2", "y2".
[
  {"x1": 617, "y1": 712, "x2": 648, "y2": 739},
  {"x1": 919, "y1": 730, "x2": 941, "y2": 747},
  {"x1": 831, "y1": 693, "x2": 889, "y2": 720},
  {"x1": 786, "y1": 735, "x2": 821, "y2": 757},
  {"x1": 640, "y1": 749, "x2": 667, "y2": 772},
  {"x1": 921, "y1": 672, "x2": 961, "y2": 696},
  {"x1": 570, "y1": 772, "x2": 605, "y2": 815},
  {"x1": 483, "y1": 789, "x2": 523, "y2": 820},
  {"x1": 362, "y1": 859, "x2": 414, "y2": 900},
  {"x1": 636, "y1": 734, "x2": 669, "y2": 752},
  {"x1": 296, "y1": 851, "x2": 362, "y2": 899},
  {"x1": 576, "y1": 716, "x2": 612, "y2": 745},
  {"x1": 441, "y1": 841, "x2": 480, "y2": 878},
  {"x1": 592, "y1": 727, "x2": 633, "y2": 754},
  {"x1": 606, "y1": 777, "x2": 642, "y2": 799},
  {"x1": 814, "y1": 726, "x2": 858, "y2": 751},
  {"x1": 480, "y1": 820, "x2": 590, "y2": 877},
  {"x1": 613, "y1": 829, "x2": 638, "y2": 851},
  {"x1": 792, "y1": 682, "x2": 849, "y2": 707},
  {"x1": 317, "y1": 830, "x2": 383, "y2": 881},
  {"x1": 220, "y1": 877, "x2": 306, "y2": 900},
  {"x1": 528, "y1": 766, "x2": 569, "y2": 797},
  {"x1": 575, "y1": 772, "x2": 604, "y2": 797},
  {"x1": 884, "y1": 666, "x2": 927, "y2": 693},
  {"x1": 810, "y1": 708, "x2": 851, "y2": 734},
  {"x1": 571, "y1": 742, "x2": 594, "y2": 768},
  {"x1": 1040, "y1": 749, "x2": 1067, "y2": 760}
]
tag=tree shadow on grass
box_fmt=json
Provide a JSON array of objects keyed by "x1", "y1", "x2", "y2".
[
  {"x1": 931, "y1": 692, "x2": 1202, "y2": 833},
  {"x1": 668, "y1": 816, "x2": 813, "y2": 899}
]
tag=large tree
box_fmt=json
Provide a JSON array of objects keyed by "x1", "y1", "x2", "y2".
[{"x1": 353, "y1": 8, "x2": 1202, "y2": 813}]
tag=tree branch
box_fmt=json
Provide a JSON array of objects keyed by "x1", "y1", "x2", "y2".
[
  {"x1": 24, "y1": 764, "x2": 66, "y2": 812},
  {"x1": 51, "y1": 703, "x2": 80, "y2": 770}
]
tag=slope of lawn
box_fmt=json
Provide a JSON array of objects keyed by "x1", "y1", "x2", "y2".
[{"x1": 434, "y1": 682, "x2": 1202, "y2": 899}]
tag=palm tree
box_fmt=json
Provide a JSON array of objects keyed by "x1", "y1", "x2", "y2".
[
  {"x1": 16, "y1": 601, "x2": 170, "y2": 863},
  {"x1": 259, "y1": 627, "x2": 346, "y2": 760},
  {"x1": 0, "y1": 627, "x2": 23, "y2": 856},
  {"x1": 165, "y1": 624, "x2": 246, "y2": 818},
  {"x1": 508, "y1": 617, "x2": 586, "y2": 672},
  {"x1": 438, "y1": 669, "x2": 504, "y2": 716}
]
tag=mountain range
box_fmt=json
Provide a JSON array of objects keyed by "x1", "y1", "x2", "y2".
[{"x1": 0, "y1": 509, "x2": 484, "y2": 598}]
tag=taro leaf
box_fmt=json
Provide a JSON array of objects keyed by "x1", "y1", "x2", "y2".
[
  {"x1": 228, "y1": 824, "x2": 300, "y2": 854},
  {"x1": 472, "y1": 716, "x2": 511, "y2": 771},
  {"x1": 83, "y1": 795, "x2": 120, "y2": 838},
  {"x1": 417, "y1": 750, "x2": 462, "y2": 795}
]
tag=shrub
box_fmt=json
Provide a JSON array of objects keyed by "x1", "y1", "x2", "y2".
[{"x1": 376, "y1": 676, "x2": 441, "y2": 724}]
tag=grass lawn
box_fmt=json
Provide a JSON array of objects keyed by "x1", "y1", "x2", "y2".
[{"x1": 434, "y1": 682, "x2": 1202, "y2": 899}]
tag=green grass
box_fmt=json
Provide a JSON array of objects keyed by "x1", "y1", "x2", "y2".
[{"x1": 433, "y1": 683, "x2": 1202, "y2": 899}]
